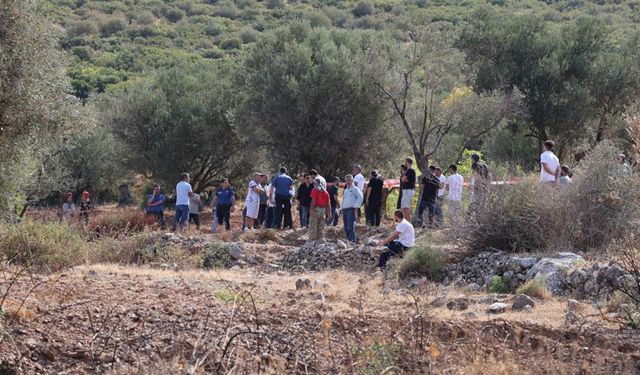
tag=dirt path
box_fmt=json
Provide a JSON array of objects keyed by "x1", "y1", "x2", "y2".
[{"x1": 1, "y1": 266, "x2": 639, "y2": 374}]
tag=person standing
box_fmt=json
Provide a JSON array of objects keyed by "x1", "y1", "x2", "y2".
[
  {"x1": 446, "y1": 164, "x2": 464, "y2": 226},
  {"x1": 308, "y1": 177, "x2": 332, "y2": 241},
  {"x1": 255, "y1": 174, "x2": 270, "y2": 229},
  {"x1": 173, "y1": 173, "x2": 193, "y2": 232},
  {"x1": 326, "y1": 176, "x2": 340, "y2": 227},
  {"x1": 418, "y1": 166, "x2": 440, "y2": 228},
  {"x1": 342, "y1": 174, "x2": 364, "y2": 243},
  {"x1": 188, "y1": 192, "x2": 203, "y2": 229},
  {"x1": 559, "y1": 165, "x2": 573, "y2": 187},
  {"x1": 146, "y1": 184, "x2": 167, "y2": 230},
  {"x1": 396, "y1": 164, "x2": 407, "y2": 210},
  {"x1": 470, "y1": 154, "x2": 490, "y2": 211},
  {"x1": 296, "y1": 174, "x2": 313, "y2": 228},
  {"x1": 212, "y1": 178, "x2": 234, "y2": 231},
  {"x1": 264, "y1": 176, "x2": 276, "y2": 229},
  {"x1": 434, "y1": 167, "x2": 447, "y2": 227},
  {"x1": 376, "y1": 210, "x2": 415, "y2": 271},
  {"x1": 365, "y1": 170, "x2": 384, "y2": 227},
  {"x1": 400, "y1": 158, "x2": 416, "y2": 223},
  {"x1": 352, "y1": 165, "x2": 366, "y2": 223},
  {"x1": 79, "y1": 191, "x2": 92, "y2": 225},
  {"x1": 243, "y1": 173, "x2": 264, "y2": 231},
  {"x1": 540, "y1": 140, "x2": 560, "y2": 184},
  {"x1": 61, "y1": 192, "x2": 76, "y2": 223},
  {"x1": 271, "y1": 167, "x2": 294, "y2": 230}
]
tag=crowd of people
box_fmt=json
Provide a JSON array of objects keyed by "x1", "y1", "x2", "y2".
[{"x1": 60, "y1": 139, "x2": 605, "y2": 269}]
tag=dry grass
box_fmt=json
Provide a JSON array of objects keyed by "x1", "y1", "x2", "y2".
[
  {"x1": 1, "y1": 297, "x2": 37, "y2": 321},
  {"x1": 516, "y1": 277, "x2": 551, "y2": 299}
]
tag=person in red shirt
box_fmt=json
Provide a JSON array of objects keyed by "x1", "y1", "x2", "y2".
[{"x1": 309, "y1": 177, "x2": 332, "y2": 241}]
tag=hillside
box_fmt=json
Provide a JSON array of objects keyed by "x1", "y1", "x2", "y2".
[{"x1": 42, "y1": 0, "x2": 640, "y2": 101}]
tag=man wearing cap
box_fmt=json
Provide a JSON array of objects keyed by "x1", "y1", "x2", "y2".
[
  {"x1": 243, "y1": 173, "x2": 264, "y2": 231},
  {"x1": 173, "y1": 173, "x2": 193, "y2": 232}
]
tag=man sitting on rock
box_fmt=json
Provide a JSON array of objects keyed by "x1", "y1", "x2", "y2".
[{"x1": 376, "y1": 209, "x2": 415, "y2": 271}]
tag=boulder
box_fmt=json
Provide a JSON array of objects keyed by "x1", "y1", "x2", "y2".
[
  {"x1": 430, "y1": 296, "x2": 448, "y2": 307},
  {"x1": 227, "y1": 243, "x2": 243, "y2": 260},
  {"x1": 446, "y1": 297, "x2": 469, "y2": 311},
  {"x1": 512, "y1": 294, "x2": 535, "y2": 310},
  {"x1": 526, "y1": 253, "x2": 585, "y2": 295},
  {"x1": 295, "y1": 278, "x2": 312, "y2": 290},
  {"x1": 487, "y1": 302, "x2": 508, "y2": 314}
]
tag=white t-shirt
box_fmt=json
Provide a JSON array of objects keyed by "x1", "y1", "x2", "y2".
[
  {"x1": 176, "y1": 181, "x2": 193, "y2": 206},
  {"x1": 189, "y1": 193, "x2": 201, "y2": 214},
  {"x1": 353, "y1": 173, "x2": 366, "y2": 193},
  {"x1": 540, "y1": 151, "x2": 560, "y2": 182},
  {"x1": 395, "y1": 219, "x2": 415, "y2": 248},
  {"x1": 437, "y1": 175, "x2": 447, "y2": 197},
  {"x1": 447, "y1": 173, "x2": 463, "y2": 202}
]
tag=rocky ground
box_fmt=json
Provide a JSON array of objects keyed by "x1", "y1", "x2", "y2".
[{"x1": 1, "y1": 222, "x2": 640, "y2": 374}]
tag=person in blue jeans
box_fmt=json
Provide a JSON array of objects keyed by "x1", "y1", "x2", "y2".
[
  {"x1": 296, "y1": 174, "x2": 313, "y2": 228},
  {"x1": 172, "y1": 173, "x2": 193, "y2": 232},
  {"x1": 342, "y1": 174, "x2": 363, "y2": 243}
]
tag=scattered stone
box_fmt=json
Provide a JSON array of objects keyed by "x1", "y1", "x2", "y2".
[
  {"x1": 567, "y1": 299, "x2": 581, "y2": 313},
  {"x1": 336, "y1": 240, "x2": 347, "y2": 250},
  {"x1": 446, "y1": 297, "x2": 469, "y2": 311},
  {"x1": 522, "y1": 305, "x2": 533, "y2": 312},
  {"x1": 487, "y1": 302, "x2": 508, "y2": 314},
  {"x1": 227, "y1": 243, "x2": 243, "y2": 260},
  {"x1": 462, "y1": 312, "x2": 478, "y2": 320},
  {"x1": 39, "y1": 347, "x2": 56, "y2": 362},
  {"x1": 295, "y1": 278, "x2": 312, "y2": 290},
  {"x1": 466, "y1": 283, "x2": 482, "y2": 292},
  {"x1": 512, "y1": 294, "x2": 535, "y2": 310},
  {"x1": 430, "y1": 296, "x2": 448, "y2": 307},
  {"x1": 24, "y1": 339, "x2": 38, "y2": 350}
]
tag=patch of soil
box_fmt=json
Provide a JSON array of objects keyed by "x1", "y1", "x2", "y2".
[{"x1": 1, "y1": 269, "x2": 638, "y2": 374}]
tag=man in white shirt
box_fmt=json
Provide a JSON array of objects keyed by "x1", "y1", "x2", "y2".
[
  {"x1": 376, "y1": 210, "x2": 415, "y2": 270},
  {"x1": 540, "y1": 140, "x2": 560, "y2": 184},
  {"x1": 173, "y1": 173, "x2": 193, "y2": 232},
  {"x1": 352, "y1": 164, "x2": 366, "y2": 223},
  {"x1": 447, "y1": 164, "x2": 464, "y2": 225}
]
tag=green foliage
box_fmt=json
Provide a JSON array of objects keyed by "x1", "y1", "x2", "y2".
[
  {"x1": 102, "y1": 61, "x2": 249, "y2": 191},
  {"x1": 353, "y1": 1, "x2": 374, "y2": 17},
  {"x1": 396, "y1": 244, "x2": 446, "y2": 280},
  {"x1": 201, "y1": 242, "x2": 233, "y2": 269},
  {"x1": 516, "y1": 277, "x2": 550, "y2": 299},
  {"x1": 0, "y1": 220, "x2": 88, "y2": 272},
  {"x1": 356, "y1": 342, "x2": 400, "y2": 375},
  {"x1": 489, "y1": 275, "x2": 509, "y2": 293},
  {"x1": 98, "y1": 17, "x2": 126, "y2": 37},
  {"x1": 237, "y1": 23, "x2": 391, "y2": 176}
]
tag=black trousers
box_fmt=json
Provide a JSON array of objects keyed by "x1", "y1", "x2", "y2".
[
  {"x1": 275, "y1": 194, "x2": 293, "y2": 229},
  {"x1": 366, "y1": 200, "x2": 382, "y2": 227},
  {"x1": 256, "y1": 203, "x2": 267, "y2": 228},
  {"x1": 189, "y1": 213, "x2": 200, "y2": 228},
  {"x1": 379, "y1": 241, "x2": 407, "y2": 269},
  {"x1": 216, "y1": 204, "x2": 232, "y2": 230}
]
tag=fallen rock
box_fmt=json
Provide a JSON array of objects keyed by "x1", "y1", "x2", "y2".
[
  {"x1": 512, "y1": 294, "x2": 535, "y2": 310},
  {"x1": 295, "y1": 278, "x2": 312, "y2": 290},
  {"x1": 336, "y1": 240, "x2": 347, "y2": 250},
  {"x1": 430, "y1": 296, "x2": 448, "y2": 307},
  {"x1": 526, "y1": 252, "x2": 585, "y2": 295},
  {"x1": 227, "y1": 243, "x2": 243, "y2": 260},
  {"x1": 446, "y1": 297, "x2": 469, "y2": 311},
  {"x1": 487, "y1": 302, "x2": 508, "y2": 314}
]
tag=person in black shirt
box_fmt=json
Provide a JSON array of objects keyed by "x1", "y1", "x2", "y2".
[
  {"x1": 400, "y1": 158, "x2": 416, "y2": 223},
  {"x1": 79, "y1": 191, "x2": 93, "y2": 225},
  {"x1": 365, "y1": 170, "x2": 384, "y2": 226},
  {"x1": 418, "y1": 166, "x2": 440, "y2": 228},
  {"x1": 396, "y1": 164, "x2": 407, "y2": 210},
  {"x1": 296, "y1": 174, "x2": 313, "y2": 228},
  {"x1": 326, "y1": 177, "x2": 340, "y2": 227}
]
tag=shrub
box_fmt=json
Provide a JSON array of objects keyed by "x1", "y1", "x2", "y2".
[
  {"x1": 464, "y1": 141, "x2": 640, "y2": 254},
  {"x1": 204, "y1": 22, "x2": 223, "y2": 36},
  {"x1": 306, "y1": 12, "x2": 332, "y2": 28},
  {"x1": 489, "y1": 275, "x2": 509, "y2": 293},
  {"x1": 219, "y1": 37, "x2": 242, "y2": 50},
  {"x1": 71, "y1": 46, "x2": 93, "y2": 61},
  {"x1": 99, "y1": 17, "x2": 126, "y2": 37},
  {"x1": 0, "y1": 220, "x2": 88, "y2": 272},
  {"x1": 67, "y1": 20, "x2": 99, "y2": 37},
  {"x1": 201, "y1": 242, "x2": 233, "y2": 269},
  {"x1": 164, "y1": 8, "x2": 185, "y2": 23},
  {"x1": 516, "y1": 277, "x2": 550, "y2": 299},
  {"x1": 86, "y1": 210, "x2": 150, "y2": 237},
  {"x1": 136, "y1": 11, "x2": 156, "y2": 25},
  {"x1": 396, "y1": 244, "x2": 446, "y2": 280},
  {"x1": 239, "y1": 28, "x2": 259, "y2": 43},
  {"x1": 266, "y1": 0, "x2": 285, "y2": 9},
  {"x1": 353, "y1": 1, "x2": 374, "y2": 17}
]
